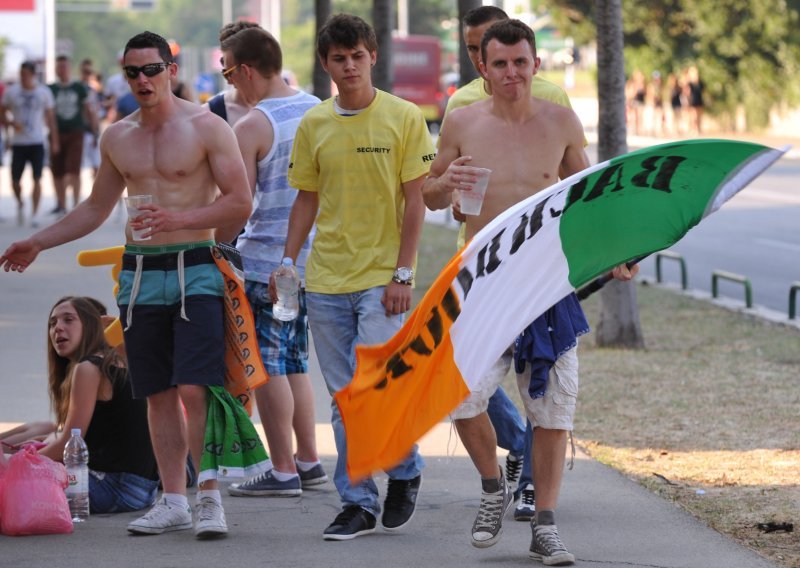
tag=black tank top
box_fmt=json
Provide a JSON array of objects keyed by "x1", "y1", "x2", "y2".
[{"x1": 82, "y1": 356, "x2": 158, "y2": 480}]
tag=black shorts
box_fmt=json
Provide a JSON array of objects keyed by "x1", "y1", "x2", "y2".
[
  {"x1": 117, "y1": 245, "x2": 225, "y2": 398},
  {"x1": 11, "y1": 144, "x2": 45, "y2": 182}
]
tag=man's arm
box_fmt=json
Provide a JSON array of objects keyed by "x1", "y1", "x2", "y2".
[
  {"x1": 84, "y1": 97, "x2": 99, "y2": 142},
  {"x1": 381, "y1": 174, "x2": 426, "y2": 316},
  {"x1": 213, "y1": 111, "x2": 273, "y2": 243},
  {"x1": 233, "y1": 110, "x2": 275, "y2": 196},
  {"x1": 0, "y1": 130, "x2": 126, "y2": 272},
  {"x1": 45, "y1": 107, "x2": 59, "y2": 155},
  {"x1": 559, "y1": 109, "x2": 591, "y2": 178},
  {"x1": 282, "y1": 190, "x2": 318, "y2": 263},
  {"x1": 422, "y1": 109, "x2": 482, "y2": 211}
]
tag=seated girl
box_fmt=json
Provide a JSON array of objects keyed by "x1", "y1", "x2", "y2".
[{"x1": 30, "y1": 296, "x2": 159, "y2": 513}]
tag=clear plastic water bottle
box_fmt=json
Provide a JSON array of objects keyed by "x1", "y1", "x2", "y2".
[
  {"x1": 274, "y1": 257, "x2": 300, "y2": 322},
  {"x1": 64, "y1": 428, "x2": 89, "y2": 522}
]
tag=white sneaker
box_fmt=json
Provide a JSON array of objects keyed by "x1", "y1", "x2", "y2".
[
  {"x1": 194, "y1": 496, "x2": 228, "y2": 538},
  {"x1": 127, "y1": 498, "x2": 192, "y2": 535}
]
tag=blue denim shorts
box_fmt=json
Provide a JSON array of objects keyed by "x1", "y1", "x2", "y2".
[
  {"x1": 89, "y1": 470, "x2": 159, "y2": 514},
  {"x1": 245, "y1": 280, "x2": 309, "y2": 377}
]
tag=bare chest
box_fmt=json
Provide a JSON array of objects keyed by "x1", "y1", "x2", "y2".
[
  {"x1": 459, "y1": 116, "x2": 566, "y2": 193},
  {"x1": 110, "y1": 125, "x2": 208, "y2": 184}
]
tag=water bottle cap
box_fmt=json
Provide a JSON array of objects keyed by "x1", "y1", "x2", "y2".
[
  {"x1": 281, "y1": 257, "x2": 294, "y2": 266},
  {"x1": 71, "y1": 428, "x2": 81, "y2": 436}
]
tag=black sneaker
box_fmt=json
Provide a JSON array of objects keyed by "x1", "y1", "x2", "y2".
[
  {"x1": 323, "y1": 506, "x2": 376, "y2": 541},
  {"x1": 514, "y1": 483, "x2": 535, "y2": 521},
  {"x1": 381, "y1": 474, "x2": 422, "y2": 531}
]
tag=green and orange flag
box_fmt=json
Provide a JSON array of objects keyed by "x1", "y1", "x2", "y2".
[{"x1": 335, "y1": 139, "x2": 787, "y2": 481}]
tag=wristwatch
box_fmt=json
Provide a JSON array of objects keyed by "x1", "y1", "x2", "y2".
[{"x1": 392, "y1": 266, "x2": 414, "y2": 285}]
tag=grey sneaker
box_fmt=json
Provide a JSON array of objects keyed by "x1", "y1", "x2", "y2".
[
  {"x1": 127, "y1": 498, "x2": 192, "y2": 535},
  {"x1": 297, "y1": 462, "x2": 329, "y2": 488},
  {"x1": 514, "y1": 483, "x2": 535, "y2": 521},
  {"x1": 228, "y1": 469, "x2": 302, "y2": 496},
  {"x1": 505, "y1": 452, "x2": 523, "y2": 492},
  {"x1": 529, "y1": 522, "x2": 575, "y2": 566},
  {"x1": 193, "y1": 497, "x2": 228, "y2": 539},
  {"x1": 471, "y1": 472, "x2": 513, "y2": 548}
]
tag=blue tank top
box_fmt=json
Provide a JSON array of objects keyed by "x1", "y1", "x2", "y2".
[{"x1": 237, "y1": 90, "x2": 320, "y2": 284}]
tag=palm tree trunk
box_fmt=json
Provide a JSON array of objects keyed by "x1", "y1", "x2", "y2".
[
  {"x1": 372, "y1": 0, "x2": 394, "y2": 93},
  {"x1": 594, "y1": 0, "x2": 645, "y2": 348},
  {"x1": 312, "y1": 0, "x2": 332, "y2": 100}
]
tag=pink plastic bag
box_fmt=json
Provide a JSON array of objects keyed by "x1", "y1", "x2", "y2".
[
  {"x1": 0, "y1": 446, "x2": 73, "y2": 536},
  {"x1": 0, "y1": 450, "x2": 8, "y2": 531}
]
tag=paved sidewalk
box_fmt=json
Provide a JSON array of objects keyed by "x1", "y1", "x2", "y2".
[{"x1": 0, "y1": 185, "x2": 777, "y2": 568}]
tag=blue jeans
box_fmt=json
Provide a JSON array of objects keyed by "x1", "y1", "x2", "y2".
[
  {"x1": 89, "y1": 470, "x2": 159, "y2": 514},
  {"x1": 306, "y1": 287, "x2": 425, "y2": 516},
  {"x1": 487, "y1": 386, "x2": 526, "y2": 456},
  {"x1": 519, "y1": 420, "x2": 533, "y2": 488},
  {"x1": 488, "y1": 386, "x2": 533, "y2": 490}
]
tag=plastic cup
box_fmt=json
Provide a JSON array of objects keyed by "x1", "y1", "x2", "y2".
[
  {"x1": 124, "y1": 194, "x2": 153, "y2": 241},
  {"x1": 458, "y1": 167, "x2": 492, "y2": 216}
]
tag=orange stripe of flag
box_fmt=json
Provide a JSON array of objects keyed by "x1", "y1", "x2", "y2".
[{"x1": 336, "y1": 252, "x2": 470, "y2": 481}]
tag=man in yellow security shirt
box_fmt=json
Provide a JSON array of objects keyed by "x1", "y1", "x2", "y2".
[{"x1": 280, "y1": 14, "x2": 434, "y2": 541}]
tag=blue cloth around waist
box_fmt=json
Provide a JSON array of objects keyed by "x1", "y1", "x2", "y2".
[{"x1": 514, "y1": 292, "x2": 590, "y2": 400}]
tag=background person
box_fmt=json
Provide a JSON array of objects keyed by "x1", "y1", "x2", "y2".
[
  {"x1": 217, "y1": 27, "x2": 327, "y2": 498},
  {"x1": 0, "y1": 61, "x2": 59, "y2": 227},
  {"x1": 49, "y1": 54, "x2": 98, "y2": 215}
]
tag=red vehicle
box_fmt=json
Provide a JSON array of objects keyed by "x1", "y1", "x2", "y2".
[{"x1": 392, "y1": 35, "x2": 443, "y2": 124}]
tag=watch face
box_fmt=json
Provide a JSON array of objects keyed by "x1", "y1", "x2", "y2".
[{"x1": 395, "y1": 267, "x2": 413, "y2": 282}]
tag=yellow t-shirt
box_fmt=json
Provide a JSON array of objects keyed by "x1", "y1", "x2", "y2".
[
  {"x1": 288, "y1": 90, "x2": 435, "y2": 294},
  {"x1": 444, "y1": 75, "x2": 574, "y2": 121}
]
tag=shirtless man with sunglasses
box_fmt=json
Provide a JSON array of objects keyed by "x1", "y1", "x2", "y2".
[{"x1": 1, "y1": 31, "x2": 252, "y2": 539}]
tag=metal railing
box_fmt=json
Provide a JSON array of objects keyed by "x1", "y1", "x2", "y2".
[
  {"x1": 789, "y1": 282, "x2": 800, "y2": 320},
  {"x1": 655, "y1": 251, "x2": 687, "y2": 290},
  {"x1": 711, "y1": 270, "x2": 753, "y2": 308}
]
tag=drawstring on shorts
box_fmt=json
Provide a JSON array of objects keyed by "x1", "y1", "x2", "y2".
[{"x1": 124, "y1": 251, "x2": 191, "y2": 331}]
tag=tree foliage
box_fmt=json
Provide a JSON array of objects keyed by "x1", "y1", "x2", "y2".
[{"x1": 547, "y1": 0, "x2": 800, "y2": 128}]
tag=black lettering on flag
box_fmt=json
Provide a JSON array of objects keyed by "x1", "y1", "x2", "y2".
[
  {"x1": 563, "y1": 178, "x2": 587, "y2": 213},
  {"x1": 510, "y1": 212, "x2": 529, "y2": 255},
  {"x1": 529, "y1": 200, "x2": 546, "y2": 238},
  {"x1": 584, "y1": 163, "x2": 625, "y2": 202},
  {"x1": 476, "y1": 229, "x2": 505, "y2": 278},
  {"x1": 652, "y1": 156, "x2": 687, "y2": 191},
  {"x1": 456, "y1": 268, "x2": 474, "y2": 300},
  {"x1": 441, "y1": 287, "x2": 461, "y2": 322},
  {"x1": 631, "y1": 155, "x2": 686, "y2": 192}
]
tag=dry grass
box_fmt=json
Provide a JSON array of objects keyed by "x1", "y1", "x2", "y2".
[
  {"x1": 415, "y1": 223, "x2": 800, "y2": 567},
  {"x1": 575, "y1": 284, "x2": 800, "y2": 568}
]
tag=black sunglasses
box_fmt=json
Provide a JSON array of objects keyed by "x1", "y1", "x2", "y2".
[{"x1": 123, "y1": 62, "x2": 171, "y2": 80}]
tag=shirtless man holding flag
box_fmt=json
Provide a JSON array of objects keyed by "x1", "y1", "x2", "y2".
[{"x1": 423, "y1": 19, "x2": 635, "y2": 565}]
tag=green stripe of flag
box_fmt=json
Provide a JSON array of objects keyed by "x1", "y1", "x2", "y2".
[{"x1": 559, "y1": 140, "x2": 770, "y2": 288}]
